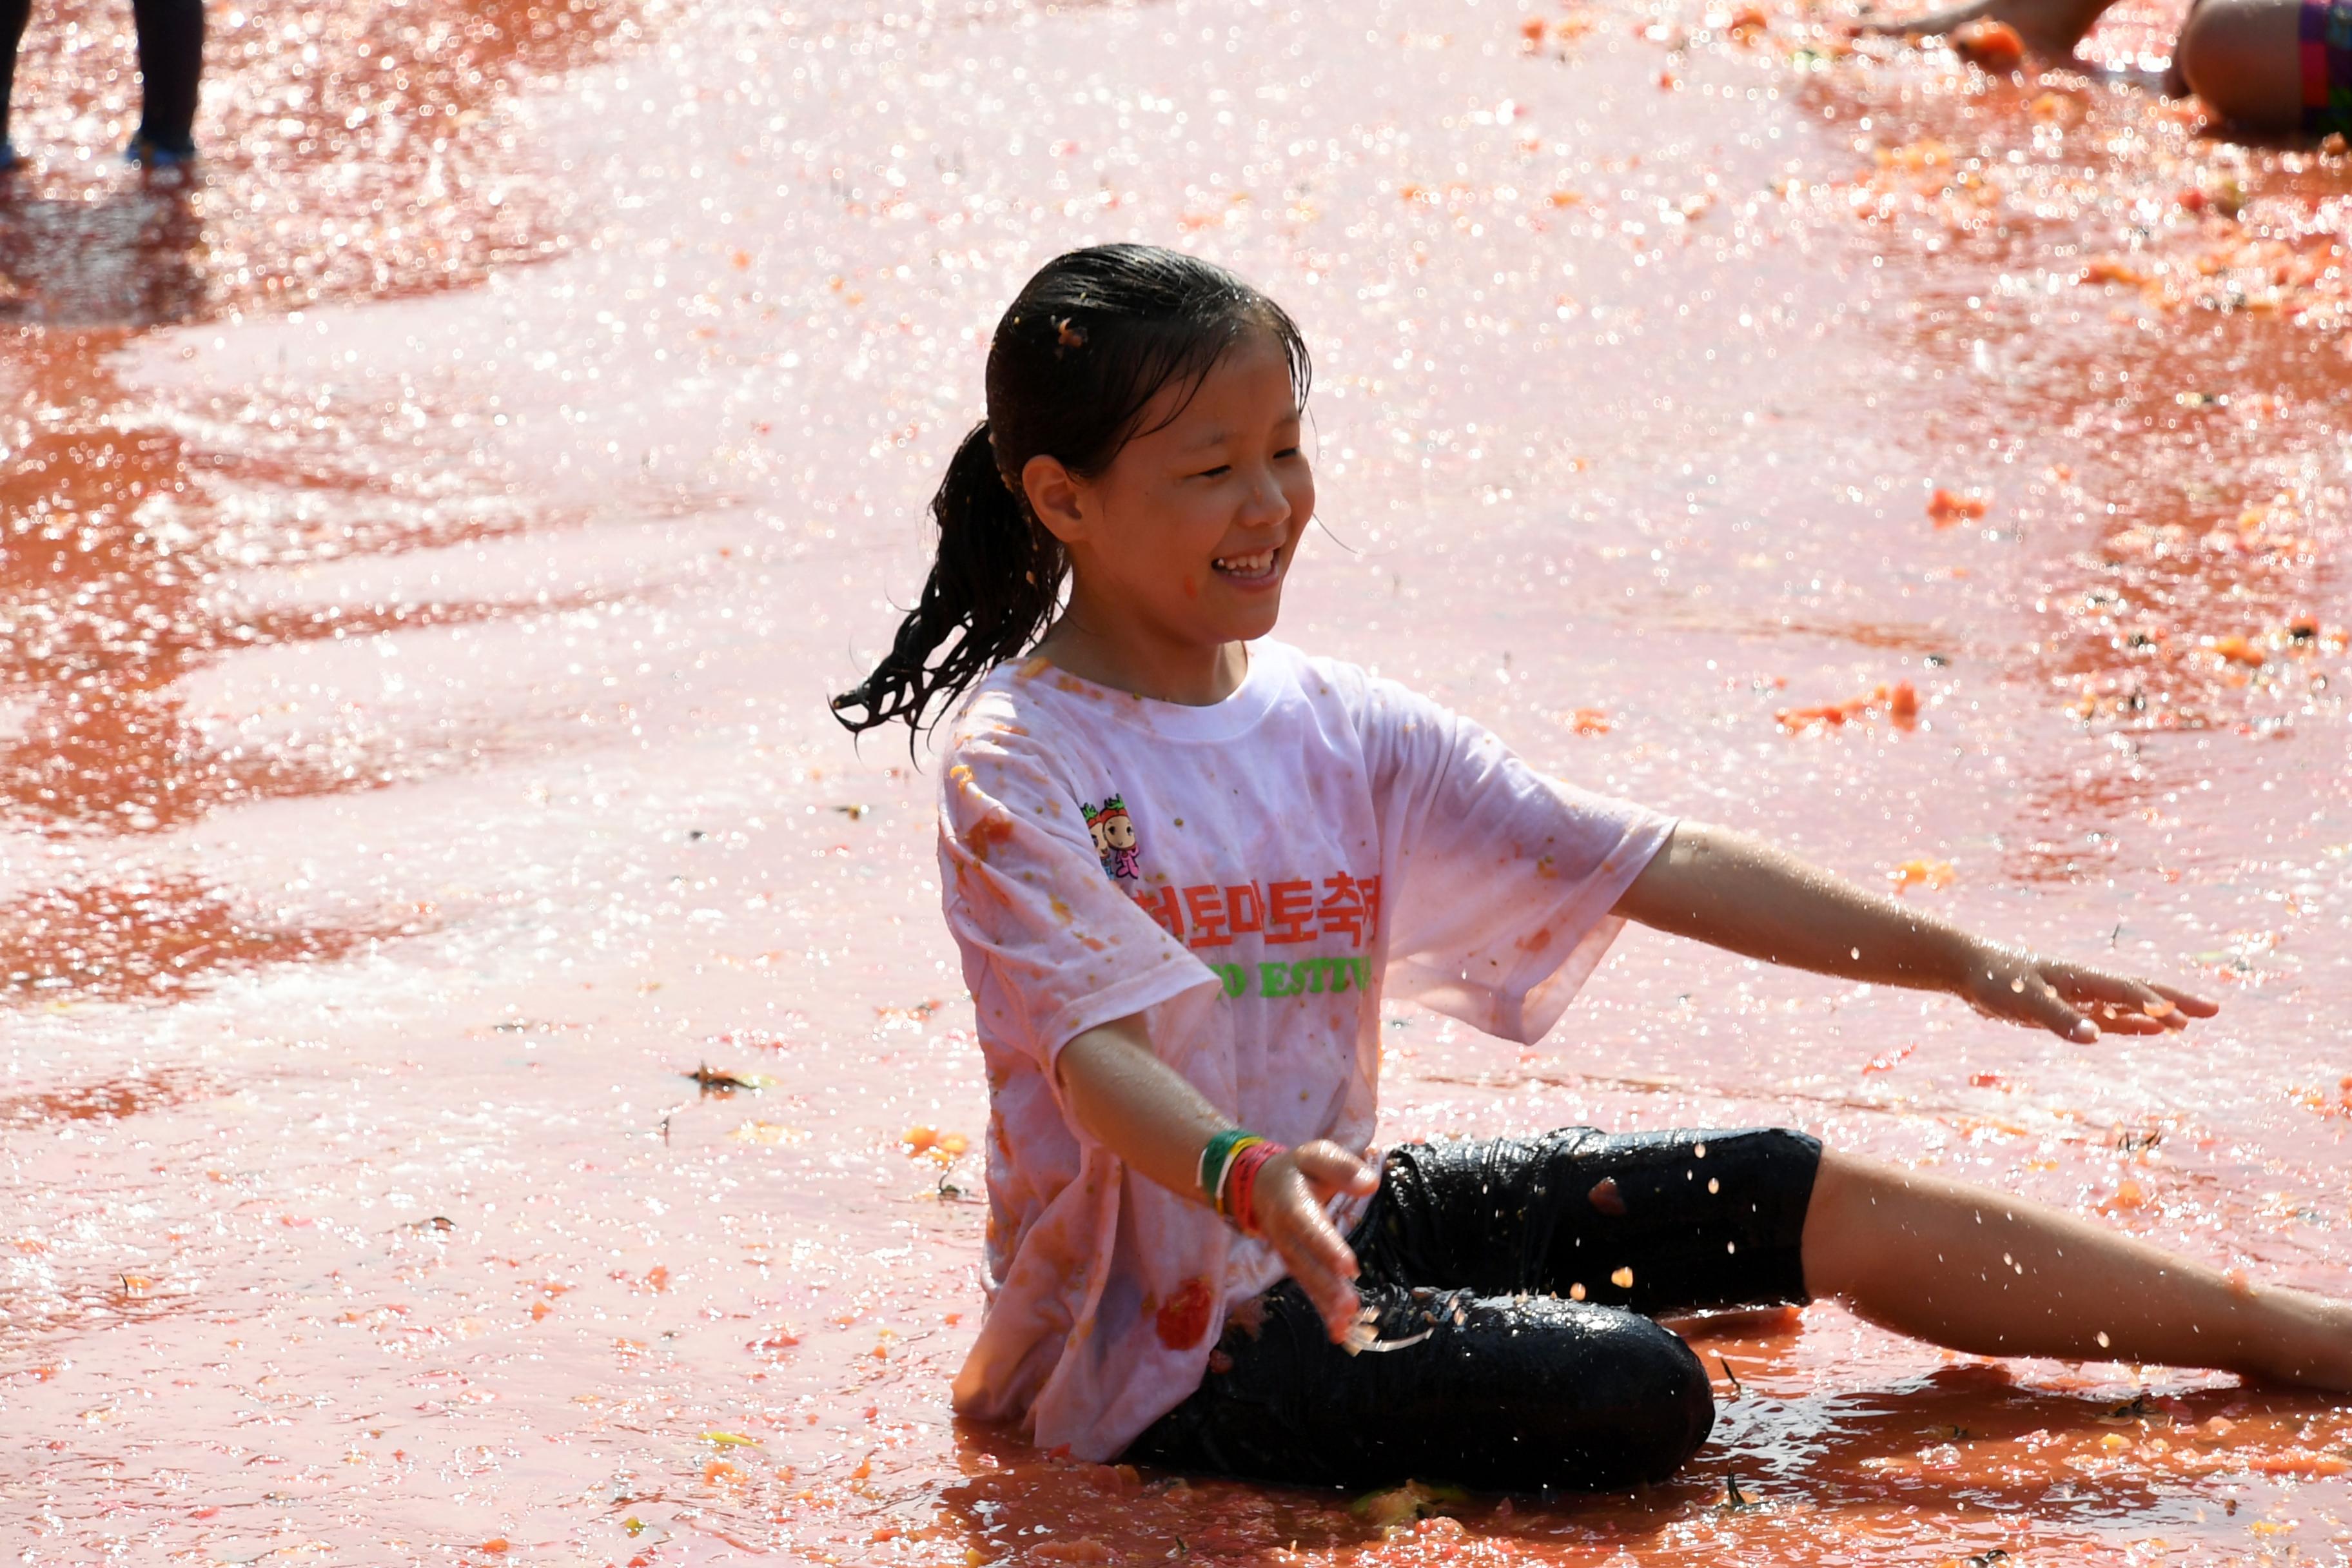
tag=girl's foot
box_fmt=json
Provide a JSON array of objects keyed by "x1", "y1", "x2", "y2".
[{"x1": 1856, "y1": 0, "x2": 2116, "y2": 61}]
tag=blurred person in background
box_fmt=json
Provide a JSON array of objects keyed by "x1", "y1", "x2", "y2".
[
  {"x1": 0, "y1": 0, "x2": 204, "y2": 173},
  {"x1": 1867, "y1": 0, "x2": 2348, "y2": 137}
]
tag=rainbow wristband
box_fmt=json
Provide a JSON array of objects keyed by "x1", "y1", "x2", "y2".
[
  {"x1": 1224, "y1": 1140, "x2": 1285, "y2": 1236},
  {"x1": 1197, "y1": 1128, "x2": 1265, "y2": 1214}
]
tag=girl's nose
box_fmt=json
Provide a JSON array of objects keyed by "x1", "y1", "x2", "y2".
[{"x1": 1238, "y1": 467, "x2": 1291, "y2": 529}]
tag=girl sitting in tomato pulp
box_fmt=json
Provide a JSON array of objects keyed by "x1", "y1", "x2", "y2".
[{"x1": 832, "y1": 243, "x2": 2352, "y2": 1492}]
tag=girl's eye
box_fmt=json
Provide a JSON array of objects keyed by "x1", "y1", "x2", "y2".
[
  {"x1": 1275, "y1": 447, "x2": 1302, "y2": 460},
  {"x1": 1195, "y1": 465, "x2": 1231, "y2": 480}
]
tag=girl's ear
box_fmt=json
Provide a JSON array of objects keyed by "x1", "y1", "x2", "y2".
[{"x1": 1021, "y1": 453, "x2": 1089, "y2": 546}]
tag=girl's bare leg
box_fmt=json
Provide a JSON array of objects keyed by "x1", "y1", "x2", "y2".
[
  {"x1": 2174, "y1": 0, "x2": 2306, "y2": 130},
  {"x1": 1802, "y1": 1148, "x2": 2352, "y2": 1389}
]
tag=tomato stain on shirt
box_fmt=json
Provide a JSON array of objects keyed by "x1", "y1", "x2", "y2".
[
  {"x1": 1154, "y1": 1277, "x2": 1217, "y2": 1350},
  {"x1": 966, "y1": 813, "x2": 1016, "y2": 863}
]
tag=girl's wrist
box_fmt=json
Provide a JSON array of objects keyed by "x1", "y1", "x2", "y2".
[
  {"x1": 1197, "y1": 1126, "x2": 1288, "y2": 1234},
  {"x1": 1198, "y1": 1128, "x2": 1264, "y2": 1211},
  {"x1": 1946, "y1": 933, "x2": 2008, "y2": 994},
  {"x1": 1224, "y1": 1141, "x2": 1284, "y2": 1236}
]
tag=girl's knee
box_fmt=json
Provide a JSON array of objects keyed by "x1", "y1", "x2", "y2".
[
  {"x1": 1522, "y1": 1307, "x2": 1714, "y2": 1486},
  {"x1": 1612, "y1": 1316, "x2": 1716, "y2": 1480}
]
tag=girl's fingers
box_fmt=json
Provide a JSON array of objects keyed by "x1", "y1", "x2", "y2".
[
  {"x1": 1970, "y1": 948, "x2": 2217, "y2": 1043},
  {"x1": 1277, "y1": 1226, "x2": 1357, "y2": 1334},
  {"x1": 1997, "y1": 972, "x2": 2096, "y2": 1041},
  {"x1": 1291, "y1": 1139, "x2": 1379, "y2": 1202},
  {"x1": 2046, "y1": 964, "x2": 2218, "y2": 1030},
  {"x1": 2073, "y1": 981, "x2": 2174, "y2": 1035},
  {"x1": 2044, "y1": 965, "x2": 2149, "y2": 1005},
  {"x1": 1260, "y1": 1171, "x2": 1362, "y2": 1338},
  {"x1": 1240, "y1": 1152, "x2": 1371, "y2": 1342},
  {"x1": 2148, "y1": 980, "x2": 2220, "y2": 1017}
]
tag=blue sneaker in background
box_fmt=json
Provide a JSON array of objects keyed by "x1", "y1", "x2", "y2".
[{"x1": 124, "y1": 134, "x2": 198, "y2": 169}]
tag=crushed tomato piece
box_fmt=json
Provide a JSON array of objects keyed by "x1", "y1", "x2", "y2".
[
  {"x1": 1778, "y1": 681, "x2": 1921, "y2": 733},
  {"x1": 1888, "y1": 858, "x2": 1955, "y2": 893},
  {"x1": 1153, "y1": 1276, "x2": 1217, "y2": 1350},
  {"x1": 1927, "y1": 487, "x2": 1990, "y2": 526},
  {"x1": 1950, "y1": 17, "x2": 2025, "y2": 70}
]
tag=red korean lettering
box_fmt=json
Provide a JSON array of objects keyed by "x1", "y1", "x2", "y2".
[
  {"x1": 1224, "y1": 883, "x2": 1265, "y2": 939},
  {"x1": 1130, "y1": 885, "x2": 1184, "y2": 941},
  {"x1": 1264, "y1": 879, "x2": 1316, "y2": 944},
  {"x1": 1317, "y1": 872, "x2": 1382, "y2": 947},
  {"x1": 1182, "y1": 884, "x2": 1233, "y2": 948}
]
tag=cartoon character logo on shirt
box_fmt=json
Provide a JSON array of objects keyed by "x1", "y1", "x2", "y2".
[{"x1": 1082, "y1": 795, "x2": 1140, "y2": 881}]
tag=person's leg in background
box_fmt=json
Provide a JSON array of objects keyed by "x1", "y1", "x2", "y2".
[
  {"x1": 1, "y1": 0, "x2": 34, "y2": 170},
  {"x1": 2170, "y1": 0, "x2": 2309, "y2": 132},
  {"x1": 128, "y1": 0, "x2": 202, "y2": 163}
]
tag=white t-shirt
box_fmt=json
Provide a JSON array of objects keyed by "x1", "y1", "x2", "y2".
[{"x1": 937, "y1": 640, "x2": 1675, "y2": 1460}]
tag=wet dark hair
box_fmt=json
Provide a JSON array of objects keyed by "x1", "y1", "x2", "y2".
[{"x1": 830, "y1": 243, "x2": 1311, "y2": 738}]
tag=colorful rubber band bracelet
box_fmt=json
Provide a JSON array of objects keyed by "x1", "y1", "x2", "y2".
[
  {"x1": 1213, "y1": 1135, "x2": 1269, "y2": 1220},
  {"x1": 1224, "y1": 1141, "x2": 1286, "y2": 1236},
  {"x1": 1210, "y1": 1135, "x2": 1267, "y2": 1217},
  {"x1": 1197, "y1": 1128, "x2": 1261, "y2": 1210}
]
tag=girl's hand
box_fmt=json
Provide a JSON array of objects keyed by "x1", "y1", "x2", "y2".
[
  {"x1": 1957, "y1": 943, "x2": 2219, "y2": 1041},
  {"x1": 1249, "y1": 1140, "x2": 1381, "y2": 1343}
]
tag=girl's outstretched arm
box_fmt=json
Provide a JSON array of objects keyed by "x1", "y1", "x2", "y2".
[
  {"x1": 1055, "y1": 1016, "x2": 1380, "y2": 1341},
  {"x1": 1612, "y1": 821, "x2": 2219, "y2": 1041}
]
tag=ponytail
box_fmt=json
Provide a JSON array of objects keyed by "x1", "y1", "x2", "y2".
[
  {"x1": 832, "y1": 244, "x2": 1311, "y2": 741},
  {"x1": 829, "y1": 422, "x2": 1065, "y2": 736}
]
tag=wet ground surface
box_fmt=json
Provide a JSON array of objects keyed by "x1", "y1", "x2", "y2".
[{"x1": 1, "y1": 0, "x2": 2349, "y2": 1559}]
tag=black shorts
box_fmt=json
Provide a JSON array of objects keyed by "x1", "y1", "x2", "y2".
[{"x1": 1124, "y1": 1126, "x2": 1822, "y2": 1495}]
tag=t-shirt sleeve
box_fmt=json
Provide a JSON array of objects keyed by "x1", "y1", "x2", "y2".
[
  {"x1": 1359, "y1": 675, "x2": 1676, "y2": 1043},
  {"x1": 938, "y1": 722, "x2": 1219, "y2": 1076}
]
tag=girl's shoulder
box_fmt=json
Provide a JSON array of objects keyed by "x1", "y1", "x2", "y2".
[
  {"x1": 936, "y1": 659, "x2": 1125, "y2": 807},
  {"x1": 1279, "y1": 643, "x2": 1386, "y2": 708},
  {"x1": 939, "y1": 660, "x2": 1061, "y2": 769},
  {"x1": 1279, "y1": 645, "x2": 1452, "y2": 733},
  {"x1": 941, "y1": 656, "x2": 1121, "y2": 753}
]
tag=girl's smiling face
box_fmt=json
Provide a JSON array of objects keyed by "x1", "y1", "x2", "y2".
[{"x1": 1024, "y1": 332, "x2": 1313, "y2": 693}]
